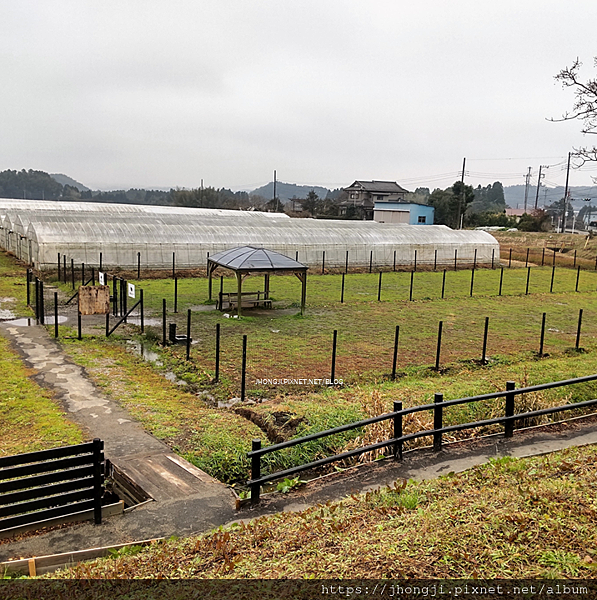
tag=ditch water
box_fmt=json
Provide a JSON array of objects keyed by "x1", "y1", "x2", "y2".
[
  {"x1": 4, "y1": 315, "x2": 69, "y2": 326},
  {"x1": 125, "y1": 340, "x2": 187, "y2": 386}
]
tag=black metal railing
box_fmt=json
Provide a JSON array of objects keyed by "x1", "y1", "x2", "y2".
[{"x1": 246, "y1": 374, "x2": 597, "y2": 504}]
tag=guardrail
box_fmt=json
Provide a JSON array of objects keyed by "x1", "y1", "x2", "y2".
[
  {"x1": 246, "y1": 374, "x2": 597, "y2": 504},
  {"x1": 0, "y1": 439, "x2": 104, "y2": 537}
]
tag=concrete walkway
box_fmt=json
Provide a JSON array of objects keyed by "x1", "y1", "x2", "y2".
[
  {"x1": 1, "y1": 321, "x2": 597, "y2": 562},
  {"x1": 0, "y1": 322, "x2": 237, "y2": 561}
]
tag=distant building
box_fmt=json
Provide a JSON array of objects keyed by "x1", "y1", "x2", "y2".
[
  {"x1": 373, "y1": 202, "x2": 434, "y2": 225},
  {"x1": 340, "y1": 180, "x2": 409, "y2": 220}
]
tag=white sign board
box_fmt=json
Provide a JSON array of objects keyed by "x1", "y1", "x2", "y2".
[
  {"x1": 128, "y1": 283, "x2": 136, "y2": 299},
  {"x1": 98, "y1": 272, "x2": 106, "y2": 286}
]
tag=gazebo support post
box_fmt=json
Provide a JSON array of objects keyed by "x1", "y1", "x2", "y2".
[
  {"x1": 264, "y1": 274, "x2": 270, "y2": 300},
  {"x1": 237, "y1": 271, "x2": 243, "y2": 317}
]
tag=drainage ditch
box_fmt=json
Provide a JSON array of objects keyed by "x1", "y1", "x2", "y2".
[{"x1": 104, "y1": 460, "x2": 153, "y2": 511}]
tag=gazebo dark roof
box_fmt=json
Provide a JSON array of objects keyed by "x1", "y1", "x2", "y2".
[{"x1": 208, "y1": 246, "x2": 307, "y2": 272}]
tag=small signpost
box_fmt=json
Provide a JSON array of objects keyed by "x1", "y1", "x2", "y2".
[
  {"x1": 98, "y1": 272, "x2": 106, "y2": 286},
  {"x1": 128, "y1": 283, "x2": 136, "y2": 299}
]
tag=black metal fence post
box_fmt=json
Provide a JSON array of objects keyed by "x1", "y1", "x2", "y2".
[
  {"x1": 39, "y1": 280, "x2": 44, "y2": 325},
  {"x1": 491, "y1": 248, "x2": 495, "y2": 269},
  {"x1": 162, "y1": 299, "x2": 167, "y2": 345},
  {"x1": 454, "y1": 249, "x2": 457, "y2": 271},
  {"x1": 71, "y1": 258, "x2": 75, "y2": 290},
  {"x1": 552, "y1": 250, "x2": 556, "y2": 267},
  {"x1": 137, "y1": 252, "x2": 141, "y2": 280},
  {"x1": 574, "y1": 250, "x2": 577, "y2": 268},
  {"x1": 469, "y1": 267, "x2": 475, "y2": 297},
  {"x1": 174, "y1": 276, "x2": 178, "y2": 313},
  {"x1": 434, "y1": 249, "x2": 437, "y2": 271},
  {"x1": 542, "y1": 248, "x2": 545, "y2": 266},
  {"x1": 550, "y1": 266, "x2": 555, "y2": 293},
  {"x1": 576, "y1": 266, "x2": 581, "y2": 292},
  {"x1": 393, "y1": 250, "x2": 396, "y2": 272},
  {"x1": 215, "y1": 323, "x2": 220, "y2": 382},
  {"x1": 508, "y1": 248, "x2": 512, "y2": 268},
  {"x1": 34, "y1": 277, "x2": 39, "y2": 322},
  {"x1": 172, "y1": 252, "x2": 176, "y2": 279},
  {"x1": 393, "y1": 400, "x2": 402, "y2": 460},
  {"x1": 435, "y1": 321, "x2": 443, "y2": 370},
  {"x1": 330, "y1": 329, "x2": 338, "y2": 383},
  {"x1": 140, "y1": 289, "x2": 144, "y2": 333},
  {"x1": 340, "y1": 273, "x2": 345, "y2": 303},
  {"x1": 345, "y1": 250, "x2": 349, "y2": 274},
  {"x1": 473, "y1": 248, "x2": 477, "y2": 270},
  {"x1": 525, "y1": 266, "x2": 531, "y2": 295},
  {"x1": 63, "y1": 255, "x2": 67, "y2": 283},
  {"x1": 539, "y1": 312, "x2": 546, "y2": 356},
  {"x1": 481, "y1": 316, "x2": 489, "y2": 364},
  {"x1": 499, "y1": 267, "x2": 504, "y2": 296},
  {"x1": 241, "y1": 334, "x2": 247, "y2": 401},
  {"x1": 93, "y1": 438, "x2": 104, "y2": 525},
  {"x1": 377, "y1": 271, "x2": 382, "y2": 301},
  {"x1": 81, "y1": 263, "x2": 85, "y2": 286},
  {"x1": 391, "y1": 325, "x2": 399, "y2": 380},
  {"x1": 576, "y1": 308, "x2": 583, "y2": 350},
  {"x1": 322, "y1": 251, "x2": 325, "y2": 275},
  {"x1": 414, "y1": 250, "x2": 417, "y2": 272},
  {"x1": 99, "y1": 252, "x2": 103, "y2": 271},
  {"x1": 105, "y1": 313, "x2": 110, "y2": 337},
  {"x1": 409, "y1": 271, "x2": 414, "y2": 301},
  {"x1": 504, "y1": 381, "x2": 516, "y2": 438},
  {"x1": 112, "y1": 277, "x2": 118, "y2": 316},
  {"x1": 441, "y1": 269, "x2": 446, "y2": 299},
  {"x1": 525, "y1": 248, "x2": 529, "y2": 268},
  {"x1": 250, "y1": 439, "x2": 261, "y2": 505},
  {"x1": 91, "y1": 267, "x2": 95, "y2": 286},
  {"x1": 433, "y1": 393, "x2": 443, "y2": 452},
  {"x1": 26, "y1": 269, "x2": 31, "y2": 307},
  {"x1": 368, "y1": 250, "x2": 372, "y2": 274},
  {"x1": 57, "y1": 253, "x2": 61, "y2": 281},
  {"x1": 54, "y1": 292, "x2": 58, "y2": 338},
  {"x1": 186, "y1": 309, "x2": 191, "y2": 360},
  {"x1": 77, "y1": 311, "x2": 82, "y2": 340}
]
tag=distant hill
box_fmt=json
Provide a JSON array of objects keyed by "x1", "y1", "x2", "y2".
[
  {"x1": 50, "y1": 173, "x2": 90, "y2": 192},
  {"x1": 250, "y1": 181, "x2": 331, "y2": 204}
]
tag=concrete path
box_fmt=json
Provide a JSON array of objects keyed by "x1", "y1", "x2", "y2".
[
  {"x1": 0, "y1": 322, "x2": 237, "y2": 561},
  {"x1": 1, "y1": 321, "x2": 597, "y2": 562}
]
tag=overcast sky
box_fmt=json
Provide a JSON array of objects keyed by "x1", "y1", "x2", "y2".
[{"x1": 2, "y1": 0, "x2": 597, "y2": 192}]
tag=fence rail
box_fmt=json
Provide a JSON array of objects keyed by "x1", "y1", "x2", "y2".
[
  {"x1": 246, "y1": 374, "x2": 597, "y2": 504},
  {"x1": 0, "y1": 439, "x2": 104, "y2": 535}
]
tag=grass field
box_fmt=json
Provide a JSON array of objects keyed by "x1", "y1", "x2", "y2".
[
  {"x1": 48, "y1": 444, "x2": 597, "y2": 579},
  {"x1": 57, "y1": 265, "x2": 597, "y2": 395}
]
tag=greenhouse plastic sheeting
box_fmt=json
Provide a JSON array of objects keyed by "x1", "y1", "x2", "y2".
[{"x1": 0, "y1": 199, "x2": 500, "y2": 270}]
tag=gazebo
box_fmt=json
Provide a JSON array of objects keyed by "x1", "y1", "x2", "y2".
[{"x1": 206, "y1": 246, "x2": 308, "y2": 316}]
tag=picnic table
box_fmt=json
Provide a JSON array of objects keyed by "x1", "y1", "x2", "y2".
[{"x1": 217, "y1": 291, "x2": 272, "y2": 311}]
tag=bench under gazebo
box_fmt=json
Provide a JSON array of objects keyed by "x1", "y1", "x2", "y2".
[{"x1": 207, "y1": 246, "x2": 308, "y2": 316}]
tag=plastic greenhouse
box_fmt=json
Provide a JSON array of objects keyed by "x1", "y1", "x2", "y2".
[{"x1": 0, "y1": 199, "x2": 500, "y2": 270}]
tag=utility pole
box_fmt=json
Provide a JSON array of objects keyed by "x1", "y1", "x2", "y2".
[
  {"x1": 273, "y1": 170, "x2": 278, "y2": 212},
  {"x1": 562, "y1": 151, "x2": 572, "y2": 233},
  {"x1": 456, "y1": 157, "x2": 466, "y2": 229},
  {"x1": 523, "y1": 167, "x2": 532, "y2": 213},
  {"x1": 534, "y1": 165, "x2": 547, "y2": 211}
]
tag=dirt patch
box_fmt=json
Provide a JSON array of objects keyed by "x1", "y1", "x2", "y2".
[{"x1": 234, "y1": 407, "x2": 306, "y2": 443}]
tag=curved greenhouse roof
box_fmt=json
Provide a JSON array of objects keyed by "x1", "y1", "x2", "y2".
[{"x1": 0, "y1": 199, "x2": 499, "y2": 270}]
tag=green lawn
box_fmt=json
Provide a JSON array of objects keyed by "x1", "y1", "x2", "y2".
[{"x1": 0, "y1": 335, "x2": 83, "y2": 456}]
